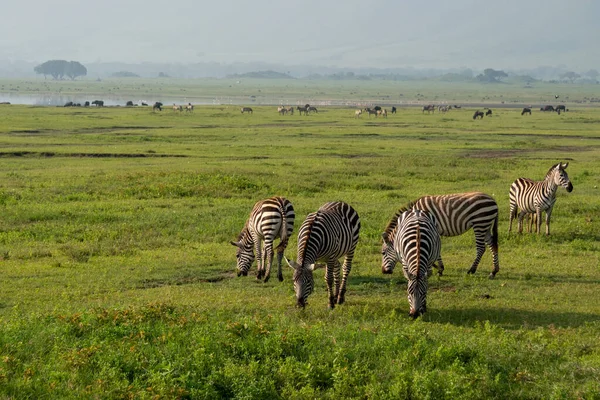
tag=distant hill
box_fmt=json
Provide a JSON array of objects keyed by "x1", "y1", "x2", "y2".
[{"x1": 226, "y1": 70, "x2": 294, "y2": 79}]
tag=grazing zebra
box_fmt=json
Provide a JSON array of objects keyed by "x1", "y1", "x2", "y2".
[
  {"x1": 241, "y1": 107, "x2": 253, "y2": 114},
  {"x1": 422, "y1": 104, "x2": 435, "y2": 114},
  {"x1": 364, "y1": 108, "x2": 378, "y2": 117},
  {"x1": 173, "y1": 104, "x2": 183, "y2": 112},
  {"x1": 307, "y1": 106, "x2": 318, "y2": 113},
  {"x1": 277, "y1": 106, "x2": 287, "y2": 115},
  {"x1": 354, "y1": 109, "x2": 362, "y2": 118},
  {"x1": 473, "y1": 110, "x2": 484, "y2": 119},
  {"x1": 382, "y1": 192, "x2": 500, "y2": 278},
  {"x1": 508, "y1": 162, "x2": 573, "y2": 235},
  {"x1": 286, "y1": 201, "x2": 360, "y2": 309},
  {"x1": 521, "y1": 107, "x2": 532, "y2": 116},
  {"x1": 383, "y1": 209, "x2": 441, "y2": 318},
  {"x1": 231, "y1": 197, "x2": 295, "y2": 282}
]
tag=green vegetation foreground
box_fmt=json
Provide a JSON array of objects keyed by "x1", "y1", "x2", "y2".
[{"x1": 0, "y1": 103, "x2": 599, "y2": 398}]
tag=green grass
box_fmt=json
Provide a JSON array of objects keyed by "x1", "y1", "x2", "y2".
[{"x1": 0, "y1": 89, "x2": 599, "y2": 399}]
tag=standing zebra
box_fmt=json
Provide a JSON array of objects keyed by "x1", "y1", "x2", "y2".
[
  {"x1": 508, "y1": 162, "x2": 573, "y2": 235},
  {"x1": 230, "y1": 196, "x2": 295, "y2": 282},
  {"x1": 383, "y1": 209, "x2": 441, "y2": 318},
  {"x1": 382, "y1": 192, "x2": 499, "y2": 278},
  {"x1": 285, "y1": 201, "x2": 360, "y2": 309}
]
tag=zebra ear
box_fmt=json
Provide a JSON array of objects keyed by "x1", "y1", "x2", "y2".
[
  {"x1": 561, "y1": 162, "x2": 569, "y2": 169},
  {"x1": 230, "y1": 241, "x2": 242, "y2": 248},
  {"x1": 285, "y1": 257, "x2": 299, "y2": 270}
]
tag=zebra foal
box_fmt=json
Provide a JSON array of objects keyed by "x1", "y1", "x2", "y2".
[
  {"x1": 509, "y1": 162, "x2": 573, "y2": 235},
  {"x1": 286, "y1": 201, "x2": 360, "y2": 309},
  {"x1": 383, "y1": 209, "x2": 441, "y2": 318},
  {"x1": 382, "y1": 192, "x2": 499, "y2": 278},
  {"x1": 231, "y1": 196, "x2": 295, "y2": 282}
]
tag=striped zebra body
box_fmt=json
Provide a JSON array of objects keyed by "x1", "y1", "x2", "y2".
[
  {"x1": 509, "y1": 162, "x2": 573, "y2": 235},
  {"x1": 387, "y1": 209, "x2": 441, "y2": 318},
  {"x1": 231, "y1": 196, "x2": 295, "y2": 282},
  {"x1": 286, "y1": 201, "x2": 360, "y2": 309},
  {"x1": 382, "y1": 192, "x2": 499, "y2": 278}
]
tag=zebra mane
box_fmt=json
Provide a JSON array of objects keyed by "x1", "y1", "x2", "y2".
[
  {"x1": 416, "y1": 217, "x2": 421, "y2": 278},
  {"x1": 384, "y1": 201, "x2": 415, "y2": 237},
  {"x1": 298, "y1": 211, "x2": 318, "y2": 266},
  {"x1": 545, "y1": 162, "x2": 562, "y2": 179},
  {"x1": 236, "y1": 220, "x2": 251, "y2": 242}
]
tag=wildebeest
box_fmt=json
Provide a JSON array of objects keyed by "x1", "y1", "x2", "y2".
[
  {"x1": 485, "y1": 109, "x2": 493, "y2": 116},
  {"x1": 153, "y1": 102, "x2": 163, "y2": 111},
  {"x1": 91, "y1": 100, "x2": 104, "y2": 107},
  {"x1": 521, "y1": 107, "x2": 532, "y2": 116},
  {"x1": 297, "y1": 106, "x2": 308, "y2": 115},
  {"x1": 555, "y1": 105, "x2": 566, "y2": 113},
  {"x1": 241, "y1": 107, "x2": 253, "y2": 114},
  {"x1": 391, "y1": 106, "x2": 397, "y2": 114},
  {"x1": 141, "y1": 102, "x2": 148, "y2": 106},
  {"x1": 64, "y1": 101, "x2": 74, "y2": 107},
  {"x1": 473, "y1": 111, "x2": 485, "y2": 119},
  {"x1": 422, "y1": 104, "x2": 435, "y2": 114},
  {"x1": 84, "y1": 101, "x2": 90, "y2": 107},
  {"x1": 126, "y1": 101, "x2": 134, "y2": 107},
  {"x1": 373, "y1": 106, "x2": 382, "y2": 111},
  {"x1": 540, "y1": 105, "x2": 555, "y2": 112},
  {"x1": 307, "y1": 106, "x2": 318, "y2": 113}
]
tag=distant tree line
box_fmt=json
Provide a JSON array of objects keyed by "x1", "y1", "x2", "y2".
[{"x1": 34, "y1": 60, "x2": 87, "y2": 80}]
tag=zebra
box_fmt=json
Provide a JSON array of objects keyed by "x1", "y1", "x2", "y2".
[
  {"x1": 285, "y1": 201, "x2": 360, "y2": 309},
  {"x1": 241, "y1": 107, "x2": 253, "y2": 114},
  {"x1": 508, "y1": 162, "x2": 573, "y2": 235},
  {"x1": 383, "y1": 209, "x2": 441, "y2": 318},
  {"x1": 230, "y1": 196, "x2": 295, "y2": 282},
  {"x1": 382, "y1": 192, "x2": 499, "y2": 279}
]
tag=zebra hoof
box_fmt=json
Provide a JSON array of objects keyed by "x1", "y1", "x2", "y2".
[
  {"x1": 278, "y1": 275, "x2": 283, "y2": 282},
  {"x1": 263, "y1": 276, "x2": 270, "y2": 283},
  {"x1": 467, "y1": 268, "x2": 476, "y2": 275},
  {"x1": 488, "y1": 273, "x2": 497, "y2": 280}
]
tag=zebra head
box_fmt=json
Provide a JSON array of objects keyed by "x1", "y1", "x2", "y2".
[
  {"x1": 554, "y1": 162, "x2": 573, "y2": 192},
  {"x1": 381, "y1": 232, "x2": 397, "y2": 274},
  {"x1": 406, "y1": 273, "x2": 428, "y2": 319},
  {"x1": 230, "y1": 240, "x2": 255, "y2": 277},
  {"x1": 285, "y1": 257, "x2": 314, "y2": 308}
]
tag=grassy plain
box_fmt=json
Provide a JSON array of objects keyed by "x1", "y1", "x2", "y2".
[{"x1": 0, "y1": 83, "x2": 599, "y2": 399}]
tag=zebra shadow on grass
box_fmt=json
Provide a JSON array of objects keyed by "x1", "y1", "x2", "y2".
[{"x1": 424, "y1": 307, "x2": 600, "y2": 329}]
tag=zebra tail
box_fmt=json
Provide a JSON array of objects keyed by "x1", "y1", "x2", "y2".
[
  {"x1": 491, "y1": 213, "x2": 499, "y2": 252},
  {"x1": 276, "y1": 206, "x2": 288, "y2": 250}
]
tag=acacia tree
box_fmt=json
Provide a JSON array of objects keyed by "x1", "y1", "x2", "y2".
[
  {"x1": 34, "y1": 60, "x2": 87, "y2": 80},
  {"x1": 559, "y1": 71, "x2": 580, "y2": 83},
  {"x1": 477, "y1": 68, "x2": 508, "y2": 83}
]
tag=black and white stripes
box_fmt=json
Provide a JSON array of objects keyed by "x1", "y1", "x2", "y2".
[
  {"x1": 231, "y1": 196, "x2": 295, "y2": 282},
  {"x1": 383, "y1": 209, "x2": 441, "y2": 318},
  {"x1": 285, "y1": 201, "x2": 360, "y2": 309},
  {"x1": 509, "y1": 162, "x2": 573, "y2": 235},
  {"x1": 382, "y1": 192, "x2": 499, "y2": 278}
]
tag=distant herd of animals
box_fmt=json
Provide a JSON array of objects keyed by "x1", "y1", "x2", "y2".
[
  {"x1": 231, "y1": 162, "x2": 573, "y2": 318},
  {"x1": 58, "y1": 101, "x2": 571, "y2": 120}
]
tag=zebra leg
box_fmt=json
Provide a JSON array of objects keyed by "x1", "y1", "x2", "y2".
[
  {"x1": 325, "y1": 260, "x2": 336, "y2": 310},
  {"x1": 485, "y1": 229, "x2": 500, "y2": 279},
  {"x1": 337, "y1": 253, "x2": 354, "y2": 305},
  {"x1": 263, "y1": 241, "x2": 274, "y2": 283},
  {"x1": 536, "y1": 209, "x2": 544, "y2": 235},
  {"x1": 434, "y1": 256, "x2": 445, "y2": 276},
  {"x1": 467, "y1": 231, "x2": 486, "y2": 275},
  {"x1": 544, "y1": 208, "x2": 553, "y2": 236},
  {"x1": 254, "y1": 241, "x2": 263, "y2": 280},
  {"x1": 517, "y1": 211, "x2": 527, "y2": 234}
]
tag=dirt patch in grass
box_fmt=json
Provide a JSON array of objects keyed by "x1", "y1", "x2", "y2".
[{"x1": 136, "y1": 272, "x2": 233, "y2": 289}]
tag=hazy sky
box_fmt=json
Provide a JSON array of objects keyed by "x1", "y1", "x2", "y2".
[{"x1": 1, "y1": 0, "x2": 598, "y2": 70}]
